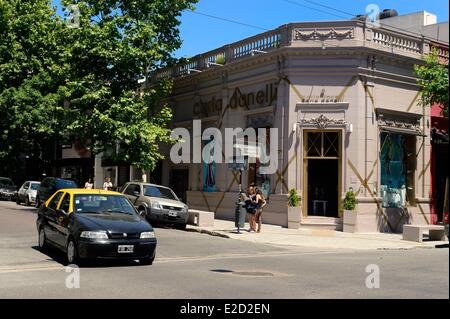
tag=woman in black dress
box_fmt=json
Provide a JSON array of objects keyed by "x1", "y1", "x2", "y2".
[{"x1": 254, "y1": 188, "x2": 266, "y2": 233}]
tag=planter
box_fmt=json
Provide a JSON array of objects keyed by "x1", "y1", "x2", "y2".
[
  {"x1": 287, "y1": 206, "x2": 301, "y2": 229},
  {"x1": 343, "y1": 209, "x2": 358, "y2": 233}
]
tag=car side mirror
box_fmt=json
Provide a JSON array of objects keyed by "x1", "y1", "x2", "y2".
[{"x1": 133, "y1": 191, "x2": 140, "y2": 197}]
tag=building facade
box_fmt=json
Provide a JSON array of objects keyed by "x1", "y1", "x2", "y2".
[{"x1": 150, "y1": 13, "x2": 448, "y2": 233}]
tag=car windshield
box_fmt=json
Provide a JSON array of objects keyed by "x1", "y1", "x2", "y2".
[
  {"x1": 0, "y1": 178, "x2": 14, "y2": 187},
  {"x1": 56, "y1": 179, "x2": 77, "y2": 189},
  {"x1": 74, "y1": 194, "x2": 137, "y2": 215},
  {"x1": 30, "y1": 183, "x2": 40, "y2": 190},
  {"x1": 143, "y1": 186, "x2": 178, "y2": 200}
]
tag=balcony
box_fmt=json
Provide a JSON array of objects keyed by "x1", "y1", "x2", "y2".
[{"x1": 151, "y1": 20, "x2": 448, "y2": 82}]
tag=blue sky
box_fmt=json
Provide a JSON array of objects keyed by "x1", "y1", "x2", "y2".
[
  {"x1": 176, "y1": 0, "x2": 448, "y2": 58},
  {"x1": 53, "y1": 0, "x2": 449, "y2": 58}
]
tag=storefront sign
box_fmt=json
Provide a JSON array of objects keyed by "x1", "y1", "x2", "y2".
[
  {"x1": 193, "y1": 83, "x2": 278, "y2": 116},
  {"x1": 300, "y1": 89, "x2": 346, "y2": 103}
]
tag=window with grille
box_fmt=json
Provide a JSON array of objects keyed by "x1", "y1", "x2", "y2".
[{"x1": 305, "y1": 132, "x2": 340, "y2": 158}]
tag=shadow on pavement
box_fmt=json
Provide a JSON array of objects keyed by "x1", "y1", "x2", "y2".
[{"x1": 31, "y1": 246, "x2": 150, "y2": 269}]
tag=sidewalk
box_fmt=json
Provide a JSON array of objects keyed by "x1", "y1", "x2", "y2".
[{"x1": 186, "y1": 219, "x2": 449, "y2": 250}]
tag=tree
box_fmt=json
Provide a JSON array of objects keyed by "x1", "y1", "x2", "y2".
[
  {"x1": 414, "y1": 48, "x2": 449, "y2": 117},
  {"x1": 0, "y1": 0, "x2": 197, "y2": 181},
  {"x1": 60, "y1": 0, "x2": 197, "y2": 173},
  {"x1": 0, "y1": 0, "x2": 67, "y2": 180}
]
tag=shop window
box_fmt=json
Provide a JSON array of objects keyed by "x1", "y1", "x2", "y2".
[
  {"x1": 247, "y1": 127, "x2": 271, "y2": 199},
  {"x1": 380, "y1": 132, "x2": 416, "y2": 208},
  {"x1": 203, "y1": 138, "x2": 216, "y2": 192}
]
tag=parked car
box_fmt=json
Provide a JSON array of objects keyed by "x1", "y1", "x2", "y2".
[
  {"x1": 16, "y1": 181, "x2": 41, "y2": 206},
  {"x1": 0, "y1": 177, "x2": 17, "y2": 201},
  {"x1": 122, "y1": 182, "x2": 189, "y2": 230},
  {"x1": 36, "y1": 189, "x2": 157, "y2": 265},
  {"x1": 35, "y1": 177, "x2": 77, "y2": 208}
]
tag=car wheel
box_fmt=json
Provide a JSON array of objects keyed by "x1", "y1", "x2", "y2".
[
  {"x1": 25, "y1": 196, "x2": 30, "y2": 206},
  {"x1": 66, "y1": 238, "x2": 79, "y2": 265},
  {"x1": 138, "y1": 207, "x2": 147, "y2": 217},
  {"x1": 175, "y1": 223, "x2": 187, "y2": 230},
  {"x1": 38, "y1": 227, "x2": 48, "y2": 251}
]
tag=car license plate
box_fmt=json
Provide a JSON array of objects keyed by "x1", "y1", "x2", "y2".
[
  {"x1": 168, "y1": 211, "x2": 178, "y2": 217},
  {"x1": 118, "y1": 245, "x2": 134, "y2": 253}
]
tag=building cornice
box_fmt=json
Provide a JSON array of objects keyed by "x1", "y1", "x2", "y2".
[{"x1": 151, "y1": 20, "x2": 448, "y2": 85}]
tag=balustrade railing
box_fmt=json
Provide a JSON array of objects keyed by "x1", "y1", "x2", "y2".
[{"x1": 151, "y1": 21, "x2": 447, "y2": 81}]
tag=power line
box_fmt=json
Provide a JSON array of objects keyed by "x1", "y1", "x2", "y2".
[
  {"x1": 186, "y1": 10, "x2": 270, "y2": 32},
  {"x1": 185, "y1": 9, "x2": 343, "y2": 49},
  {"x1": 282, "y1": 0, "x2": 447, "y2": 43},
  {"x1": 282, "y1": 0, "x2": 349, "y2": 20},
  {"x1": 302, "y1": 0, "x2": 357, "y2": 17}
]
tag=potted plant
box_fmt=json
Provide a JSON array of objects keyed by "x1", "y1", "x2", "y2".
[
  {"x1": 342, "y1": 190, "x2": 358, "y2": 233},
  {"x1": 287, "y1": 189, "x2": 301, "y2": 229},
  {"x1": 215, "y1": 55, "x2": 226, "y2": 65}
]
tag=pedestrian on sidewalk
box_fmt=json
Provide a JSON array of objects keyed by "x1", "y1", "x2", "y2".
[
  {"x1": 84, "y1": 178, "x2": 93, "y2": 189},
  {"x1": 245, "y1": 186, "x2": 257, "y2": 232},
  {"x1": 254, "y1": 188, "x2": 266, "y2": 233},
  {"x1": 103, "y1": 178, "x2": 113, "y2": 191}
]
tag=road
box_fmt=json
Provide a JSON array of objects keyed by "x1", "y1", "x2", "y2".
[{"x1": 0, "y1": 200, "x2": 448, "y2": 299}]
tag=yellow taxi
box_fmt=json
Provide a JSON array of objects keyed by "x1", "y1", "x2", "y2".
[{"x1": 36, "y1": 189, "x2": 156, "y2": 265}]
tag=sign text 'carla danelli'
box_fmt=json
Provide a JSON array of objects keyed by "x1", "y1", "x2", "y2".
[{"x1": 193, "y1": 83, "x2": 278, "y2": 116}]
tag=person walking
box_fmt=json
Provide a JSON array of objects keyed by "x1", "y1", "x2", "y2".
[
  {"x1": 84, "y1": 178, "x2": 93, "y2": 189},
  {"x1": 254, "y1": 188, "x2": 266, "y2": 233},
  {"x1": 103, "y1": 178, "x2": 113, "y2": 191},
  {"x1": 245, "y1": 186, "x2": 257, "y2": 232}
]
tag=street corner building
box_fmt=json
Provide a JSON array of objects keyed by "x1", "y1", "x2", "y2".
[{"x1": 142, "y1": 10, "x2": 449, "y2": 233}]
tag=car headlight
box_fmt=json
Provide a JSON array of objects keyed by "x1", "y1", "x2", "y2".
[
  {"x1": 151, "y1": 201, "x2": 162, "y2": 210},
  {"x1": 80, "y1": 231, "x2": 108, "y2": 239},
  {"x1": 140, "y1": 231, "x2": 155, "y2": 239}
]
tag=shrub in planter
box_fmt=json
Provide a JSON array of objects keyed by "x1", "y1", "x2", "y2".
[
  {"x1": 342, "y1": 190, "x2": 358, "y2": 233},
  {"x1": 287, "y1": 189, "x2": 301, "y2": 229},
  {"x1": 343, "y1": 191, "x2": 356, "y2": 211},
  {"x1": 288, "y1": 188, "x2": 299, "y2": 207},
  {"x1": 215, "y1": 55, "x2": 226, "y2": 65}
]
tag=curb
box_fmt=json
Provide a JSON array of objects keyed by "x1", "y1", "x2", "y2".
[{"x1": 185, "y1": 226, "x2": 449, "y2": 250}]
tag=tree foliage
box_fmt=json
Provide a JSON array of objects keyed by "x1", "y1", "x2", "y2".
[
  {"x1": 414, "y1": 49, "x2": 449, "y2": 117},
  {"x1": 0, "y1": 0, "x2": 197, "y2": 177},
  {"x1": 0, "y1": 0, "x2": 67, "y2": 178}
]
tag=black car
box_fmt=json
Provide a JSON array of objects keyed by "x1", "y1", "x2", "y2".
[
  {"x1": 36, "y1": 189, "x2": 157, "y2": 265},
  {"x1": 0, "y1": 177, "x2": 17, "y2": 201},
  {"x1": 35, "y1": 177, "x2": 77, "y2": 208}
]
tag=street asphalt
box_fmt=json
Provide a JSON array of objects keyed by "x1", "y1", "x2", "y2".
[{"x1": 0, "y1": 200, "x2": 448, "y2": 299}]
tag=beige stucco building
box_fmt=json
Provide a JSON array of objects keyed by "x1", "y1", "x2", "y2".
[{"x1": 143, "y1": 12, "x2": 449, "y2": 233}]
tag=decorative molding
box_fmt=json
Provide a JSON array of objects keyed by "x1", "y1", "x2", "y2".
[
  {"x1": 377, "y1": 118, "x2": 422, "y2": 133},
  {"x1": 298, "y1": 114, "x2": 347, "y2": 129},
  {"x1": 375, "y1": 108, "x2": 423, "y2": 135},
  {"x1": 296, "y1": 102, "x2": 349, "y2": 111},
  {"x1": 293, "y1": 28, "x2": 354, "y2": 41}
]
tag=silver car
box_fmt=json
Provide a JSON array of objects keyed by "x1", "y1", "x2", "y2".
[
  {"x1": 122, "y1": 182, "x2": 189, "y2": 230},
  {"x1": 16, "y1": 181, "x2": 41, "y2": 206}
]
